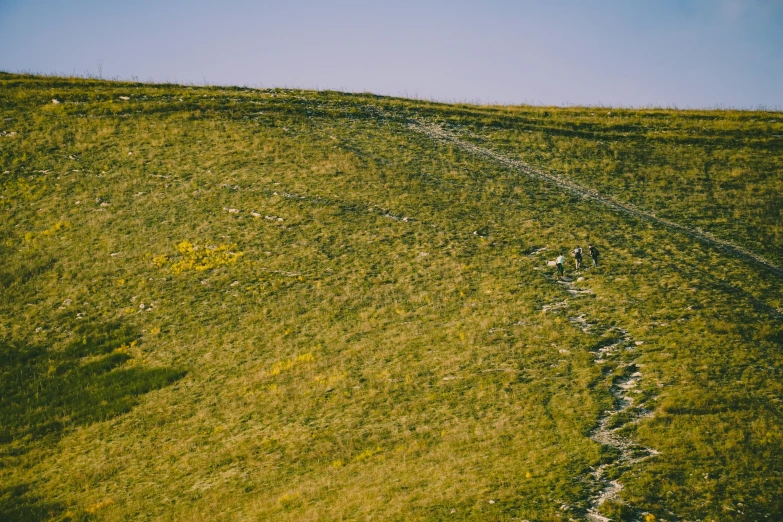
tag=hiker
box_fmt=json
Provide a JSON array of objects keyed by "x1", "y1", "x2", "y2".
[
  {"x1": 555, "y1": 253, "x2": 565, "y2": 280},
  {"x1": 588, "y1": 244, "x2": 599, "y2": 267},
  {"x1": 571, "y1": 246, "x2": 583, "y2": 270}
]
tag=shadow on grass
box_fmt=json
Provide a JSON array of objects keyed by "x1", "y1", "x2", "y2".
[
  {"x1": 0, "y1": 320, "x2": 185, "y2": 520},
  {"x1": 0, "y1": 485, "x2": 68, "y2": 522}
]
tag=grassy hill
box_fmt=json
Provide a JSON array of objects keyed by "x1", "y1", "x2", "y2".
[{"x1": 1, "y1": 72, "x2": 781, "y2": 521}]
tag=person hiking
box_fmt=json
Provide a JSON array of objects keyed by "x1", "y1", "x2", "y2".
[
  {"x1": 555, "y1": 253, "x2": 565, "y2": 280},
  {"x1": 588, "y1": 244, "x2": 599, "y2": 267},
  {"x1": 571, "y1": 246, "x2": 583, "y2": 270}
]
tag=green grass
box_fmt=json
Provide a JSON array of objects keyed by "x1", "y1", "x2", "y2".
[{"x1": 1, "y1": 72, "x2": 781, "y2": 521}]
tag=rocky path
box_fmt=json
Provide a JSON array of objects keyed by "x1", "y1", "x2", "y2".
[{"x1": 540, "y1": 273, "x2": 661, "y2": 521}]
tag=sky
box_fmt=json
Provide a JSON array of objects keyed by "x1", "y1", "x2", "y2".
[{"x1": 1, "y1": 0, "x2": 781, "y2": 108}]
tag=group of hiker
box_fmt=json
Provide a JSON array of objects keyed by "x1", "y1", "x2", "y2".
[{"x1": 555, "y1": 244, "x2": 598, "y2": 280}]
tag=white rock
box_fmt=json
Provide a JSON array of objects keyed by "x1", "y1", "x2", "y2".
[
  {"x1": 119, "y1": 96, "x2": 130, "y2": 100},
  {"x1": 52, "y1": 99, "x2": 60, "y2": 104}
]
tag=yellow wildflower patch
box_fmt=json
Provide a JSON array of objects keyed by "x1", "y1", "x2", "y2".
[
  {"x1": 277, "y1": 492, "x2": 302, "y2": 508},
  {"x1": 85, "y1": 498, "x2": 113, "y2": 514},
  {"x1": 153, "y1": 240, "x2": 243, "y2": 273},
  {"x1": 353, "y1": 446, "x2": 383, "y2": 463},
  {"x1": 314, "y1": 371, "x2": 346, "y2": 387},
  {"x1": 268, "y1": 352, "x2": 315, "y2": 376},
  {"x1": 23, "y1": 220, "x2": 70, "y2": 242}
]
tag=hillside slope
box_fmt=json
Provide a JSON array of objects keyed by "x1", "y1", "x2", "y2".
[{"x1": 1, "y1": 73, "x2": 782, "y2": 521}]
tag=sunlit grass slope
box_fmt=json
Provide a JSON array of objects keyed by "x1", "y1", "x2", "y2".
[{"x1": 1, "y1": 73, "x2": 781, "y2": 521}]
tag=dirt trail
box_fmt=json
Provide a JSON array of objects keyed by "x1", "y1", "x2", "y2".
[
  {"x1": 387, "y1": 112, "x2": 783, "y2": 281},
  {"x1": 541, "y1": 274, "x2": 661, "y2": 520}
]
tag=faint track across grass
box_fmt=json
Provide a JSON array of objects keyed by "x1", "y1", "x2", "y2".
[{"x1": 365, "y1": 105, "x2": 783, "y2": 283}]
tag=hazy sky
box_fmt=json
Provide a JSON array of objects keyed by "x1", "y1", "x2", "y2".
[{"x1": 1, "y1": 0, "x2": 781, "y2": 108}]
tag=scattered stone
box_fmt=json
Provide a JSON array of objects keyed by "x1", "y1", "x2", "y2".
[
  {"x1": 119, "y1": 96, "x2": 130, "y2": 100},
  {"x1": 541, "y1": 301, "x2": 567, "y2": 312},
  {"x1": 52, "y1": 99, "x2": 60, "y2": 104}
]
